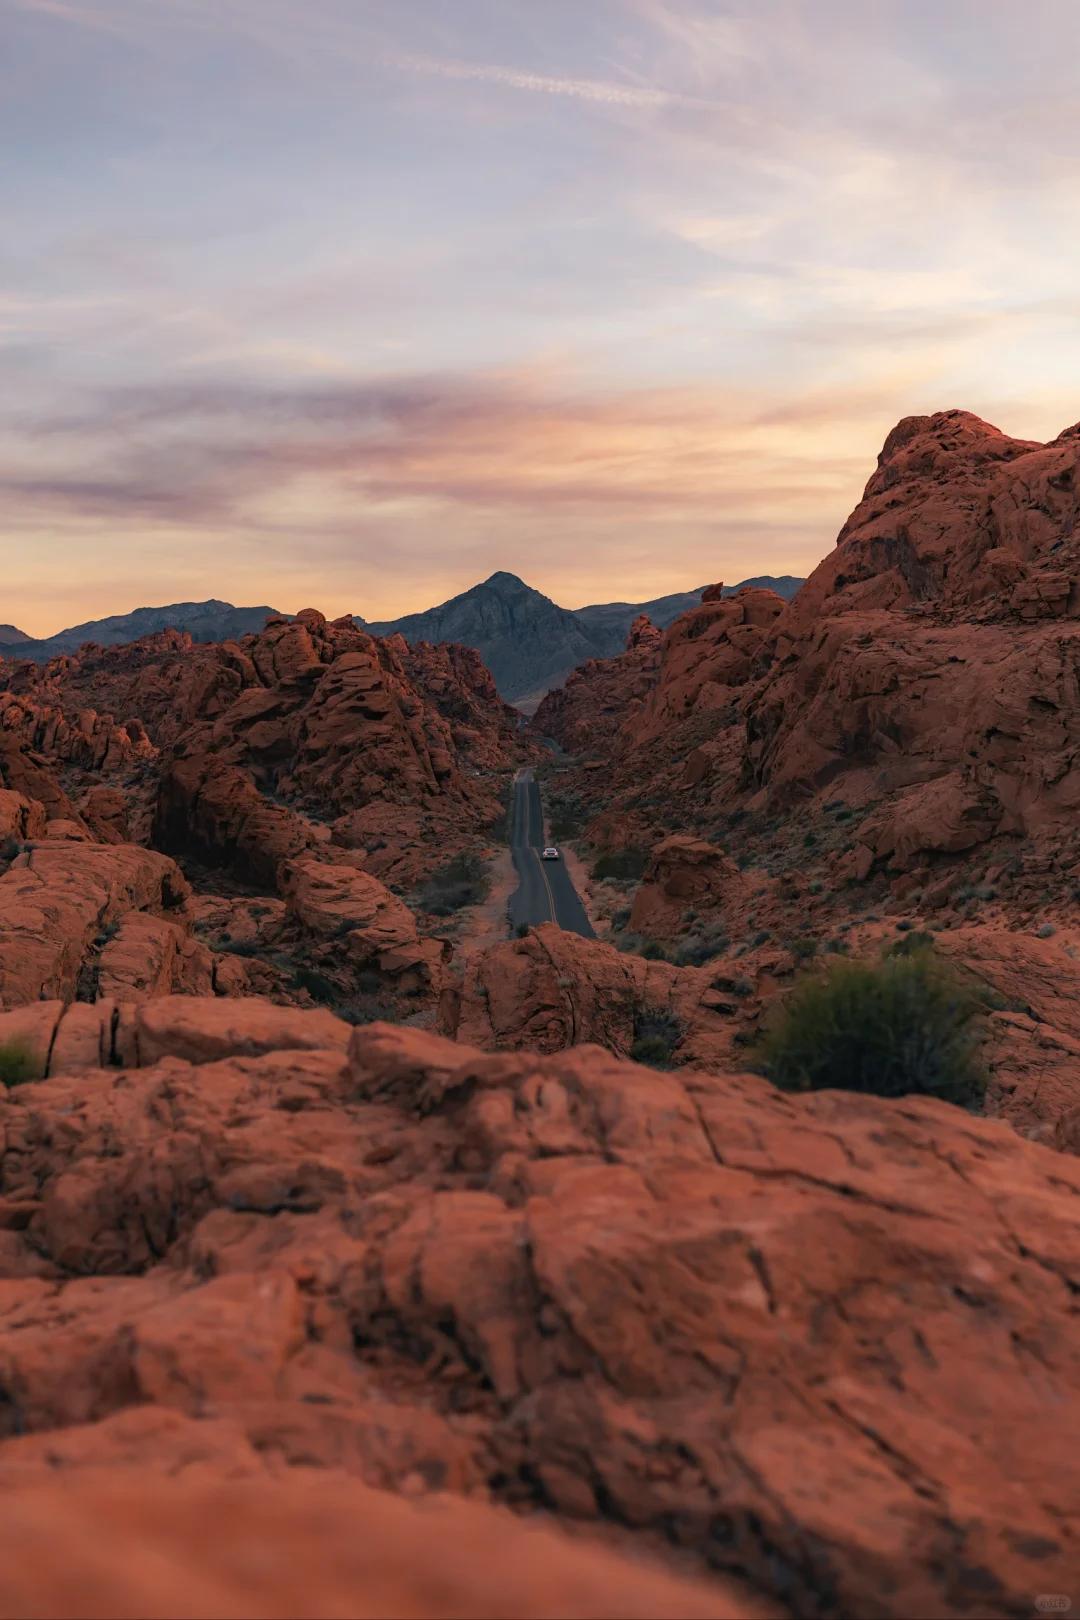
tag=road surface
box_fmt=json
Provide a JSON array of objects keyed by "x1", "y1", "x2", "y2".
[{"x1": 508, "y1": 769, "x2": 596, "y2": 938}]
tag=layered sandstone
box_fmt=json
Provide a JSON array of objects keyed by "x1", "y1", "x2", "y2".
[{"x1": 0, "y1": 1012, "x2": 1072, "y2": 1616}]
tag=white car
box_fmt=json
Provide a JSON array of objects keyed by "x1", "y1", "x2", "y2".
[{"x1": 541, "y1": 847, "x2": 560, "y2": 861}]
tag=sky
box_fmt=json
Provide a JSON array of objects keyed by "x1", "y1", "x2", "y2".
[{"x1": 4, "y1": 0, "x2": 1080, "y2": 634}]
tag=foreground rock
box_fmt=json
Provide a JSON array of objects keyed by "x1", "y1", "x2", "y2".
[
  {"x1": 0, "y1": 1470, "x2": 758, "y2": 1620},
  {"x1": 0, "y1": 1007, "x2": 1075, "y2": 1616}
]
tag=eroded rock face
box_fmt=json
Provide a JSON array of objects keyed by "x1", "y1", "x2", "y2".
[
  {"x1": 0, "y1": 841, "x2": 192, "y2": 1008},
  {"x1": 629, "y1": 836, "x2": 747, "y2": 939},
  {"x1": 531, "y1": 616, "x2": 665, "y2": 758},
  {"x1": 0, "y1": 1012, "x2": 1074, "y2": 1617},
  {"x1": 1, "y1": 612, "x2": 526, "y2": 897},
  {"x1": 747, "y1": 410, "x2": 1080, "y2": 830}
]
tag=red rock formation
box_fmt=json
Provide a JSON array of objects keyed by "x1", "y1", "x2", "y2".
[
  {"x1": 1, "y1": 612, "x2": 527, "y2": 893},
  {"x1": 531, "y1": 615, "x2": 664, "y2": 757},
  {"x1": 629, "y1": 835, "x2": 748, "y2": 939},
  {"x1": 747, "y1": 410, "x2": 1080, "y2": 835},
  {"x1": 452, "y1": 922, "x2": 793, "y2": 1072},
  {"x1": 0, "y1": 1010, "x2": 1073, "y2": 1616},
  {"x1": 0, "y1": 1470, "x2": 756, "y2": 1619}
]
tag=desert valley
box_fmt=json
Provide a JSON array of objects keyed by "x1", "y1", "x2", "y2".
[{"x1": 0, "y1": 408, "x2": 1078, "y2": 1615}]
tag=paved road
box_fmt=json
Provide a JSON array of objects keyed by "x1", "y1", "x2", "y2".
[{"x1": 508, "y1": 769, "x2": 596, "y2": 938}]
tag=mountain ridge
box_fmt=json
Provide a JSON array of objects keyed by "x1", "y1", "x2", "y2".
[
  {"x1": 1, "y1": 574, "x2": 805, "y2": 705},
  {"x1": 0, "y1": 600, "x2": 279, "y2": 662},
  {"x1": 364, "y1": 570, "x2": 805, "y2": 704}
]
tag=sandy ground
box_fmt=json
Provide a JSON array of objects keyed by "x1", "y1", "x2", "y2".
[{"x1": 457, "y1": 845, "x2": 517, "y2": 956}]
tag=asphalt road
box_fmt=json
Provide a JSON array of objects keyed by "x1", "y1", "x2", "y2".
[{"x1": 508, "y1": 769, "x2": 596, "y2": 938}]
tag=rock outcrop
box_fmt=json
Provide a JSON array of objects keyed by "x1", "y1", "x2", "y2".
[
  {"x1": 0, "y1": 1470, "x2": 757, "y2": 1619},
  {"x1": 0, "y1": 1011, "x2": 1074, "y2": 1617}
]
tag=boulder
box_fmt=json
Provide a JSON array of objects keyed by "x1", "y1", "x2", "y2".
[
  {"x1": 0, "y1": 842, "x2": 191, "y2": 1010},
  {"x1": 629, "y1": 836, "x2": 747, "y2": 938}
]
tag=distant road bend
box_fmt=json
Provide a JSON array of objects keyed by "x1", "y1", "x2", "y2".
[{"x1": 508, "y1": 769, "x2": 595, "y2": 938}]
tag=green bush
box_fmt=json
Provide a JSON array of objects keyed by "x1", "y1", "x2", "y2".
[
  {"x1": 291, "y1": 966, "x2": 338, "y2": 1004},
  {"x1": 630, "y1": 1008, "x2": 684, "y2": 1070},
  {"x1": 630, "y1": 1033, "x2": 676, "y2": 1068},
  {"x1": 673, "y1": 928, "x2": 730, "y2": 967},
  {"x1": 886, "y1": 930, "x2": 936, "y2": 959},
  {"x1": 0, "y1": 1040, "x2": 39, "y2": 1088},
  {"x1": 590, "y1": 848, "x2": 649, "y2": 882},
  {"x1": 759, "y1": 950, "x2": 985, "y2": 1105},
  {"x1": 418, "y1": 853, "x2": 491, "y2": 916}
]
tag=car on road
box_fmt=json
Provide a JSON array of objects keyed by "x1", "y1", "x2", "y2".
[{"x1": 540, "y1": 847, "x2": 560, "y2": 861}]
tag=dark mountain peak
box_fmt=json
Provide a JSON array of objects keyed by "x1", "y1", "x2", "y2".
[
  {"x1": 366, "y1": 572, "x2": 805, "y2": 706},
  {"x1": 481, "y1": 571, "x2": 532, "y2": 594}
]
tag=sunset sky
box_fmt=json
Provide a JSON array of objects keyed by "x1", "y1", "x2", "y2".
[{"x1": 5, "y1": 0, "x2": 1080, "y2": 634}]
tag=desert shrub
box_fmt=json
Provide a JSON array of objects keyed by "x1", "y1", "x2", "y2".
[
  {"x1": 337, "y1": 998, "x2": 405, "y2": 1027},
  {"x1": 590, "y1": 848, "x2": 649, "y2": 883},
  {"x1": 0, "y1": 836, "x2": 23, "y2": 866},
  {"x1": 673, "y1": 928, "x2": 730, "y2": 967},
  {"x1": 418, "y1": 853, "x2": 491, "y2": 915},
  {"x1": 630, "y1": 1007, "x2": 684, "y2": 1070},
  {"x1": 1036, "y1": 922, "x2": 1057, "y2": 939},
  {"x1": 550, "y1": 816, "x2": 582, "y2": 841},
  {"x1": 886, "y1": 930, "x2": 936, "y2": 958},
  {"x1": 291, "y1": 966, "x2": 338, "y2": 1003},
  {"x1": 759, "y1": 950, "x2": 985, "y2": 1105},
  {"x1": 790, "y1": 937, "x2": 818, "y2": 961},
  {"x1": 0, "y1": 1040, "x2": 39, "y2": 1088},
  {"x1": 639, "y1": 939, "x2": 671, "y2": 961},
  {"x1": 515, "y1": 921, "x2": 531, "y2": 938},
  {"x1": 222, "y1": 938, "x2": 262, "y2": 958}
]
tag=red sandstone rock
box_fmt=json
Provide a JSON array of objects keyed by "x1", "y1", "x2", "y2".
[
  {"x1": 0, "y1": 1469, "x2": 758, "y2": 1619},
  {"x1": 0, "y1": 841, "x2": 191, "y2": 1009},
  {"x1": 0, "y1": 1012, "x2": 1074, "y2": 1615},
  {"x1": 0, "y1": 790, "x2": 45, "y2": 843},
  {"x1": 453, "y1": 923, "x2": 788, "y2": 1073},
  {"x1": 629, "y1": 836, "x2": 748, "y2": 938}
]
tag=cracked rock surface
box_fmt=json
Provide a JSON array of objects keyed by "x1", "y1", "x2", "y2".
[{"x1": 0, "y1": 1010, "x2": 1075, "y2": 1617}]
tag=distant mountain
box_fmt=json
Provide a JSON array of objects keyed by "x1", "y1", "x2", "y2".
[
  {"x1": 364, "y1": 572, "x2": 805, "y2": 705},
  {"x1": 574, "y1": 588, "x2": 712, "y2": 656},
  {"x1": 365, "y1": 573, "x2": 600, "y2": 702},
  {"x1": 0, "y1": 599, "x2": 280, "y2": 663},
  {"x1": 575, "y1": 576, "x2": 805, "y2": 654}
]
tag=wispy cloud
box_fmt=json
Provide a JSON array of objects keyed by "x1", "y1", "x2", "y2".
[{"x1": 386, "y1": 50, "x2": 700, "y2": 109}]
